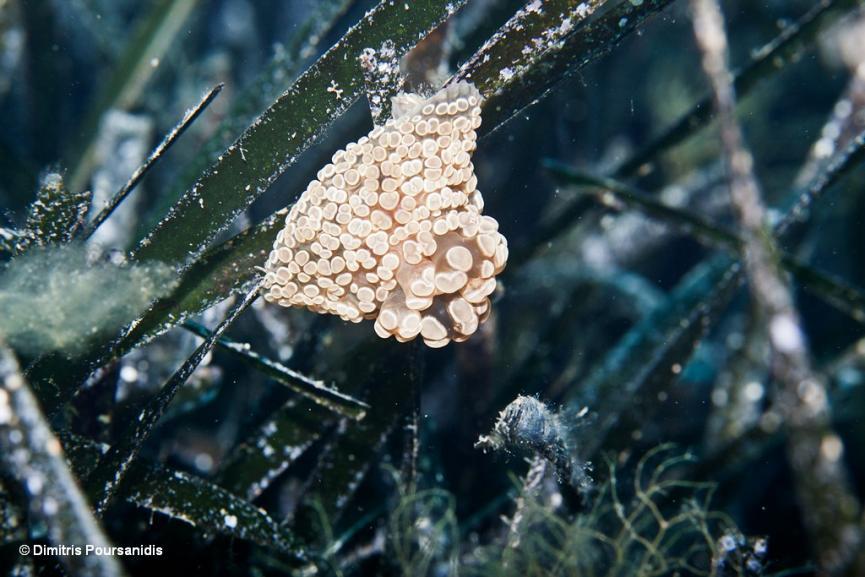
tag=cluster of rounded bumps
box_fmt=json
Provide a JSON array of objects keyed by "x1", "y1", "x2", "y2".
[{"x1": 263, "y1": 82, "x2": 508, "y2": 347}]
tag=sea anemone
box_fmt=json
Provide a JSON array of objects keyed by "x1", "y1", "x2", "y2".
[{"x1": 263, "y1": 82, "x2": 508, "y2": 347}]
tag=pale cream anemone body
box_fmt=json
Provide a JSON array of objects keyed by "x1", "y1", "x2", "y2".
[{"x1": 263, "y1": 82, "x2": 508, "y2": 348}]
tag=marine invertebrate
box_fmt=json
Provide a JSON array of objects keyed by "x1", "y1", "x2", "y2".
[{"x1": 263, "y1": 82, "x2": 508, "y2": 347}]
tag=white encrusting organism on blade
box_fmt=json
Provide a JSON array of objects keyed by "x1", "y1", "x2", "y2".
[{"x1": 262, "y1": 81, "x2": 508, "y2": 348}]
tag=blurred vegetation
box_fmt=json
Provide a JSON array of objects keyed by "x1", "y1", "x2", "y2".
[{"x1": 1, "y1": 0, "x2": 865, "y2": 576}]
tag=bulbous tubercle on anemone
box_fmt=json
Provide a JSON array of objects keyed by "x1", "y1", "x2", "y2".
[{"x1": 262, "y1": 81, "x2": 508, "y2": 348}]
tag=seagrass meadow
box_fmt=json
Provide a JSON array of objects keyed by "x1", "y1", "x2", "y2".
[{"x1": 1, "y1": 0, "x2": 865, "y2": 575}]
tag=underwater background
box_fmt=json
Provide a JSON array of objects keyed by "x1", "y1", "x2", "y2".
[{"x1": 1, "y1": 0, "x2": 865, "y2": 575}]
